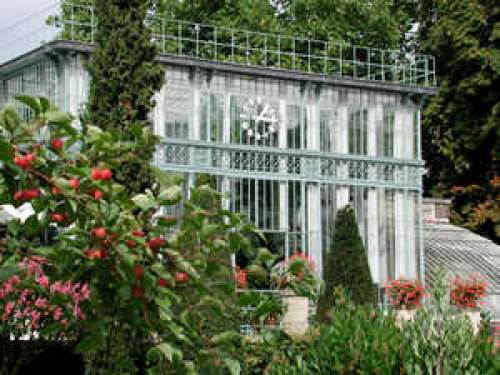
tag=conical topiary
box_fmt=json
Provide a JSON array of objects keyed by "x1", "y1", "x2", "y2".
[{"x1": 318, "y1": 205, "x2": 376, "y2": 319}]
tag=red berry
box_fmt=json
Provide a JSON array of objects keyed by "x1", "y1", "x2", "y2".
[
  {"x1": 91, "y1": 168, "x2": 102, "y2": 180},
  {"x1": 51, "y1": 186, "x2": 61, "y2": 195},
  {"x1": 51, "y1": 138, "x2": 64, "y2": 150},
  {"x1": 14, "y1": 156, "x2": 30, "y2": 169},
  {"x1": 92, "y1": 189, "x2": 104, "y2": 200},
  {"x1": 24, "y1": 153, "x2": 36, "y2": 162},
  {"x1": 125, "y1": 239, "x2": 137, "y2": 248},
  {"x1": 50, "y1": 213, "x2": 65, "y2": 223},
  {"x1": 100, "y1": 169, "x2": 113, "y2": 181},
  {"x1": 132, "y1": 286, "x2": 144, "y2": 299},
  {"x1": 24, "y1": 189, "x2": 41, "y2": 200},
  {"x1": 85, "y1": 249, "x2": 105, "y2": 260},
  {"x1": 134, "y1": 265, "x2": 143, "y2": 280},
  {"x1": 68, "y1": 178, "x2": 80, "y2": 189},
  {"x1": 132, "y1": 230, "x2": 145, "y2": 237},
  {"x1": 148, "y1": 236, "x2": 166, "y2": 248},
  {"x1": 159, "y1": 278, "x2": 169, "y2": 287},
  {"x1": 175, "y1": 272, "x2": 188, "y2": 283},
  {"x1": 13, "y1": 191, "x2": 24, "y2": 200},
  {"x1": 93, "y1": 227, "x2": 107, "y2": 239}
]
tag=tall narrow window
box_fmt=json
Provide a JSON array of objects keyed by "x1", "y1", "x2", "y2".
[
  {"x1": 348, "y1": 108, "x2": 368, "y2": 155},
  {"x1": 382, "y1": 109, "x2": 395, "y2": 157}
]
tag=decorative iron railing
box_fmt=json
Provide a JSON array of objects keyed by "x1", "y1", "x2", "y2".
[
  {"x1": 0, "y1": 2, "x2": 436, "y2": 88},
  {"x1": 156, "y1": 138, "x2": 424, "y2": 190}
]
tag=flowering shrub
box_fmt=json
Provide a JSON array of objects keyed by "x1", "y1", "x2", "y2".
[
  {"x1": 0, "y1": 97, "x2": 253, "y2": 374},
  {"x1": 450, "y1": 274, "x2": 488, "y2": 309},
  {"x1": 0, "y1": 256, "x2": 90, "y2": 338},
  {"x1": 385, "y1": 278, "x2": 425, "y2": 309},
  {"x1": 270, "y1": 252, "x2": 319, "y2": 300}
]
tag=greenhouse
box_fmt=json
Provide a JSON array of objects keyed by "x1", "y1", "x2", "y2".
[{"x1": 0, "y1": 2, "x2": 437, "y2": 292}]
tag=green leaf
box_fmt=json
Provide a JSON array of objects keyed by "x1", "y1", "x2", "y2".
[
  {"x1": 210, "y1": 331, "x2": 242, "y2": 345},
  {"x1": 156, "y1": 342, "x2": 182, "y2": 362},
  {"x1": 223, "y1": 358, "x2": 240, "y2": 375},
  {"x1": 15, "y1": 95, "x2": 41, "y2": 115}
]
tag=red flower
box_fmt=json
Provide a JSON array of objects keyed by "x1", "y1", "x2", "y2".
[
  {"x1": 51, "y1": 186, "x2": 61, "y2": 195},
  {"x1": 159, "y1": 278, "x2": 169, "y2": 287},
  {"x1": 235, "y1": 267, "x2": 247, "y2": 289}
]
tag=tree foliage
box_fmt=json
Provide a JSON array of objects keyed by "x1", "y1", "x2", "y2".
[
  {"x1": 318, "y1": 205, "x2": 376, "y2": 310},
  {"x1": 83, "y1": 0, "x2": 165, "y2": 194},
  {"x1": 418, "y1": 0, "x2": 500, "y2": 243}
]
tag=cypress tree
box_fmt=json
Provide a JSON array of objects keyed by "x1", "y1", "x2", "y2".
[
  {"x1": 84, "y1": 0, "x2": 164, "y2": 193},
  {"x1": 318, "y1": 205, "x2": 376, "y2": 318}
]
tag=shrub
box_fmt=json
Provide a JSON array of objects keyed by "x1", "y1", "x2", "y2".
[
  {"x1": 0, "y1": 97, "x2": 252, "y2": 375},
  {"x1": 318, "y1": 205, "x2": 376, "y2": 317}
]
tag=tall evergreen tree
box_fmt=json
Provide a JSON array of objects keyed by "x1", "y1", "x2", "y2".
[
  {"x1": 318, "y1": 205, "x2": 376, "y2": 317},
  {"x1": 83, "y1": 0, "x2": 165, "y2": 193},
  {"x1": 85, "y1": 0, "x2": 164, "y2": 132}
]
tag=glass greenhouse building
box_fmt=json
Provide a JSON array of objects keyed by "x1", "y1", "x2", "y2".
[{"x1": 0, "y1": 2, "x2": 437, "y2": 294}]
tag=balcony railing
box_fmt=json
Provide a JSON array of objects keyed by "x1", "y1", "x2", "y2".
[
  {"x1": 156, "y1": 138, "x2": 424, "y2": 191},
  {"x1": 0, "y1": 2, "x2": 436, "y2": 88}
]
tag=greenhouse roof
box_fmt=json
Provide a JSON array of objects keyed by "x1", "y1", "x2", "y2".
[
  {"x1": 0, "y1": 1, "x2": 437, "y2": 95},
  {"x1": 424, "y1": 223, "x2": 500, "y2": 295}
]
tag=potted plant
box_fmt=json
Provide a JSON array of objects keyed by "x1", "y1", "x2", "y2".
[
  {"x1": 270, "y1": 252, "x2": 319, "y2": 335},
  {"x1": 385, "y1": 278, "x2": 424, "y2": 324},
  {"x1": 237, "y1": 291, "x2": 284, "y2": 334},
  {"x1": 450, "y1": 274, "x2": 487, "y2": 334}
]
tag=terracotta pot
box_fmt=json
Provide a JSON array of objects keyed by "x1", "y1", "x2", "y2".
[{"x1": 281, "y1": 295, "x2": 309, "y2": 336}]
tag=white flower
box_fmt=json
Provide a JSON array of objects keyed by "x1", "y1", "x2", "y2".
[{"x1": 0, "y1": 203, "x2": 35, "y2": 224}]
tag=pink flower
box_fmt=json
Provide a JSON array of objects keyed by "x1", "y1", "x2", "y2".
[
  {"x1": 10, "y1": 275, "x2": 21, "y2": 285},
  {"x1": 2, "y1": 281, "x2": 13, "y2": 295},
  {"x1": 2, "y1": 301, "x2": 14, "y2": 321},
  {"x1": 31, "y1": 310, "x2": 41, "y2": 326},
  {"x1": 53, "y1": 307, "x2": 63, "y2": 321},
  {"x1": 34, "y1": 297, "x2": 48, "y2": 309},
  {"x1": 50, "y1": 281, "x2": 63, "y2": 294},
  {"x1": 37, "y1": 275, "x2": 49, "y2": 289},
  {"x1": 80, "y1": 283, "x2": 90, "y2": 300}
]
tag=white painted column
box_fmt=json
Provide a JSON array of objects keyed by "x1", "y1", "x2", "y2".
[
  {"x1": 221, "y1": 93, "x2": 232, "y2": 212},
  {"x1": 188, "y1": 79, "x2": 202, "y2": 190},
  {"x1": 306, "y1": 96, "x2": 322, "y2": 274},
  {"x1": 279, "y1": 99, "x2": 289, "y2": 258},
  {"x1": 405, "y1": 108, "x2": 417, "y2": 278},
  {"x1": 367, "y1": 104, "x2": 382, "y2": 283},
  {"x1": 335, "y1": 106, "x2": 349, "y2": 209},
  {"x1": 393, "y1": 106, "x2": 414, "y2": 278},
  {"x1": 152, "y1": 78, "x2": 166, "y2": 166}
]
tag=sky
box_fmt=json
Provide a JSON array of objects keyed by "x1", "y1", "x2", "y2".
[{"x1": 0, "y1": 0, "x2": 59, "y2": 63}]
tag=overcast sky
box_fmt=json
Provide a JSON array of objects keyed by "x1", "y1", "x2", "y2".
[{"x1": 0, "y1": 0, "x2": 59, "y2": 63}]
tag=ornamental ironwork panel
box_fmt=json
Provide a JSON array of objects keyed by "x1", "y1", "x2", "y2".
[{"x1": 157, "y1": 138, "x2": 423, "y2": 190}]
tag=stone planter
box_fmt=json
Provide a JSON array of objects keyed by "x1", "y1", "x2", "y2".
[
  {"x1": 280, "y1": 293, "x2": 309, "y2": 336},
  {"x1": 395, "y1": 307, "x2": 417, "y2": 326},
  {"x1": 462, "y1": 309, "x2": 481, "y2": 335}
]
